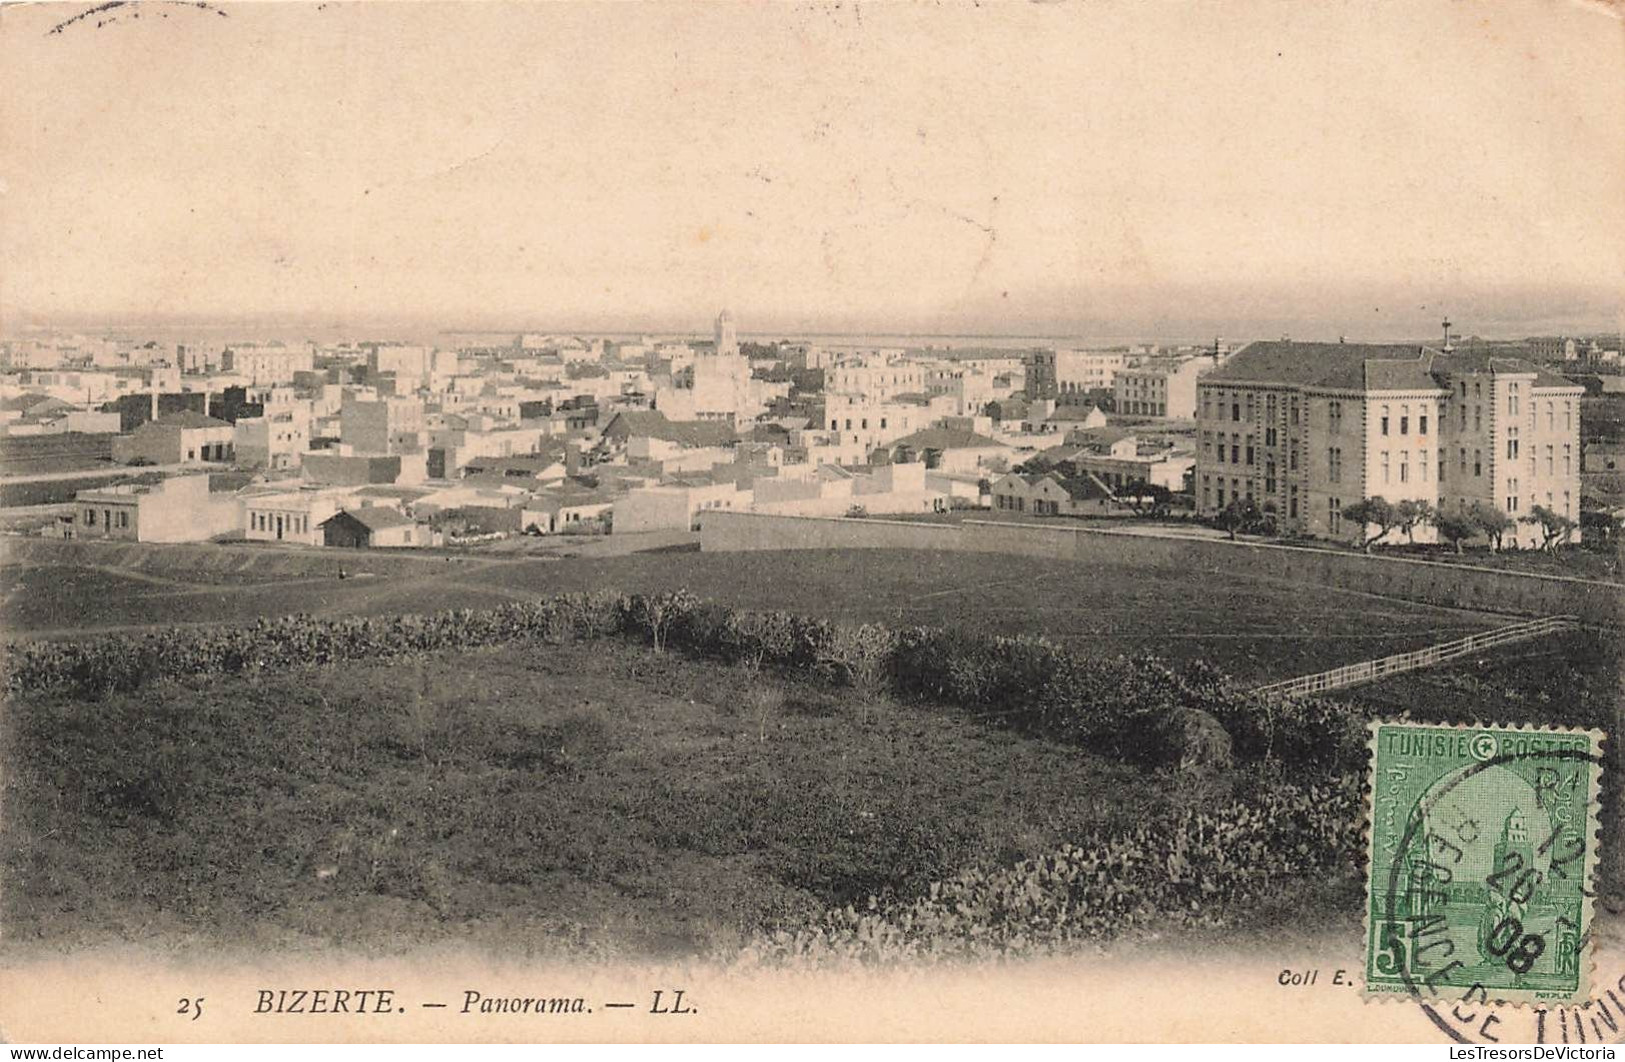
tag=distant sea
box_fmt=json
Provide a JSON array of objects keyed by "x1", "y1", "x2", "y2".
[
  {"x1": 7, "y1": 323, "x2": 1208, "y2": 351},
  {"x1": 439, "y1": 331, "x2": 1200, "y2": 351}
]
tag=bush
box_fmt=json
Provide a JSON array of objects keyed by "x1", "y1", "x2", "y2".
[
  {"x1": 0, "y1": 588, "x2": 1362, "y2": 777},
  {"x1": 736, "y1": 774, "x2": 1364, "y2": 965}
]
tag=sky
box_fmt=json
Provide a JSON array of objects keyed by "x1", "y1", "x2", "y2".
[{"x1": 2, "y1": 0, "x2": 1622, "y2": 341}]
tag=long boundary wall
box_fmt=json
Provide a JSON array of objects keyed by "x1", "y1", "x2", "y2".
[{"x1": 698, "y1": 510, "x2": 1623, "y2": 627}]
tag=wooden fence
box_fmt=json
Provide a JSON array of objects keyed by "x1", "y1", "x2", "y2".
[{"x1": 1253, "y1": 614, "x2": 1580, "y2": 698}]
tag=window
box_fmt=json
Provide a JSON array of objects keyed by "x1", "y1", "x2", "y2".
[
  {"x1": 1289, "y1": 445, "x2": 1298, "y2": 471},
  {"x1": 1547, "y1": 401, "x2": 1554, "y2": 430},
  {"x1": 85, "y1": 509, "x2": 96, "y2": 526},
  {"x1": 1216, "y1": 484, "x2": 1225, "y2": 507},
  {"x1": 1399, "y1": 451, "x2": 1409, "y2": 484},
  {"x1": 1231, "y1": 436, "x2": 1240, "y2": 463},
  {"x1": 119, "y1": 511, "x2": 129, "y2": 529},
  {"x1": 1509, "y1": 384, "x2": 1519, "y2": 416},
  {"x1": 1460, "y1": 405, "x2": 1467, "y2": 430},
  {"x1": 1329, "y1": 497, "x2": 1342, "y2": 534},
  {"x1": 1564, "y1": 490, "x2": 1571, "y2": 516},
  {"x1": 1563, "y1": 444, "x2": 1572, "y2": 475},
  {"x1": 1419, "y1": 414, "x2": 1428, "y2": 436},
  {"x1": 1564, "y1": 402, "x2": 1573, "y2": 431},
  {"x1": 1474, "y1": 450, "x2": 1482, "y2": 477},
  {"x1": 1507, "y1": 428, "x2": 1519, "y2": 460},
  {"x1": 1265, "y1": 427, "x2": 1277, "y2": 447},
  {"x1": 860, "y1": 418, "x2": 868, "y2": 430},
  {"x1": 1475, "y1": 406, "x2": 1482, "y2": 431},
  {"x1": 1327, "y1": 447, "x2": 1340, "y2": 483},
  {"x1": 1265, "y1": 460, "x2": 1276, "y2": 495},
  {"x1": 880, "y1": 417, "x2": 887, "y2": 429},
  {"x1": 1290, "y1": 397, "x2": 1299, "y2": 425},
  {"x1": 1201, "y1": 477, "x2": 1211, "y2": 508},
  {"x1": 1460, "y1": 382, "x2": 1468, "y2": 398},
  {"x1": 1459, "y1": 448, "x2": 1467, "y2": 475},
  {"x1": 1400, "y1": 407, "x2": 1409, "y2": 435},
  {"x1": 1546, "y1": 445, "x2": 1554, "y2": 476},
  {"x1": 1419, "y1": 449, "x2": 1428, "y2": 481},
  {"x1": 1381, "y1": 406, "x2": 1390, "y2": 436},
  {"x1": 1232, "y1": 402, "x2": 1240, "y2": 422},
  {"x1": 1381, "y1": 450, "x2": 1391, "y2": 484},
  {"x1": 1437, "y1": 450, "x2": 1444, "y2": 482},
  {"x1": 1245, "y1": 436, "x2": 1255, "y2": 465},
  {"x1": 1288, "y1": 487, "x2": 1298, "y2": 519}
]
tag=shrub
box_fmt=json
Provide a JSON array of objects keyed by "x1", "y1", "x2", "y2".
[
  {"x1": 735, "y1": 774, "x2": 1364, "y2": 965},
  {"x1": 0, "y1": 588, "x2": 1365, "y2": 779}
]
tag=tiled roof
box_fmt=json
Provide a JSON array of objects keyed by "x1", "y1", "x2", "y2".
[
  {"x1": 325, "y1": 506, "x2": 416, "y2": 531},
  {"x1": 1206, "y1": 340, "x2": 1582, "y2": 393},
  {"x1": 604, "y1": 410, "x2": 738, "y2": 448},
  {"x1": 889, "y1": 428, "x2": 1006, "y2": 450},
  {"x1": 1203, "y1": 341, "x2": 1436, "y2": 390}
]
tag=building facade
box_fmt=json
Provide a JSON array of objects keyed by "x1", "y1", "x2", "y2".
[{"x1": 1194, "y1": 342, "x2": 1582, "y2": 549}]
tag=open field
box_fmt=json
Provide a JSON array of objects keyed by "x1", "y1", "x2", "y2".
[
  {"x1": 0, "y1": 543, "x2": 1518, "y2": 682},
  {"x1": 0, "y1": 636, "x2": 1359, "y2": 955},
  {"x1": 0, "y1": 433, "x2": 114, "y2": 476}
]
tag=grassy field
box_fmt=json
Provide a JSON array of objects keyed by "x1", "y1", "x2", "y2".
[
  {"x1": 0, "y1": 545, "x2": 1515, "y2": 683},
  {"x1": 6, "y1": 637, "x2": 1343, "y2": 955},
  {"x1": 0, "y1": 433, "x2": 114, "y2": 476}
]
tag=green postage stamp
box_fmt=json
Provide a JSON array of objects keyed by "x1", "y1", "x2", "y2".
[{"x1": 1365, "y1": 721, "x2": 1605, "y2": 1005}]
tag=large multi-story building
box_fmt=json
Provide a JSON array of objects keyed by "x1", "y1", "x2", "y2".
[
  {"x1": 340, "y1": 393, "x2": 426, "y2": 455},
  {"x1": 1193, "y1": 341, "x2": 1583, "y2": 549},
  {"x1": 1025, "y1": 349, "x2": 1127, "y2": 401},
  {"x1": 223, "y1": 343, "x2": 315, "y2": 386},
  {"x1": 1114, "y1": 356, "x2": 1211, "y2": 419}
]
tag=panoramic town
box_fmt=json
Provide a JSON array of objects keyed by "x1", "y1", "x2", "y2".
[
  {"x1": 2, "y1": 0, "x2": 1622, "y2": 1047},
  {"x1": 3, "y1": 316, "x2": 1621, "y2": 556}
]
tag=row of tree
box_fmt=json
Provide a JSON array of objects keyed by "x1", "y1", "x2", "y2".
[
  {"x1": 1209, "y1": 494, "x2": 1577, "y2": 554},
  {"x1": 1338, "y1": 496, "x2": 1575, "y2": 553}
]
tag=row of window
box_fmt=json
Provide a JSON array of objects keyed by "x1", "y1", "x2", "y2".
[
  {"x1": 1378, "y1": 407, "x2": 1428, "y2": 437},
  {"x1": 1200, "y1": 391, "x2": 1305, "y2": 427},
  {"x1": 1377, "y1": 449, "x2": 1430, "y2": 485},
  {"x1": 82, "y1": 508, "x2": 130, "y2": 529},
  {"x1": 1204, "y1": 389, "x2": 1576, "y2": 439},
  {"x1": 252, "y1": 512, "x2": 311, "y2": 535}
]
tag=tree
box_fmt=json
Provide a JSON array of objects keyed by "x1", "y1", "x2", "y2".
[
  {"x1": 1016, "y1": 455, "x2": 1056, "y2": 476},
  {"x1": 1341, "y1": 497, "x2": 1401, "y2": 553},
  {"x1": 1120, "y1": 480, "x2": 1173, "y2": 518},
  {"x1": 1520, "y1": 504, "x2": 1577, "y2": 553},
  {"x1": 1215, "y1": 496, "x2": 1262, "y2": 540},
  {"x1": 1433, "y1": 502, "x2": 1479, "y2": 554},
  {"x1": 1467, "y1": 500, "x2": 1516, "y2": 552},
  {"x1": 1395, "y1": 499, "x2": 1436, "y2": 544}
]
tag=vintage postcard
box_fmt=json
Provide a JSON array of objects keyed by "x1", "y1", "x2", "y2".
[{"x1": 0, "y1": 0, "x2": 1621, "y2": 1047}]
